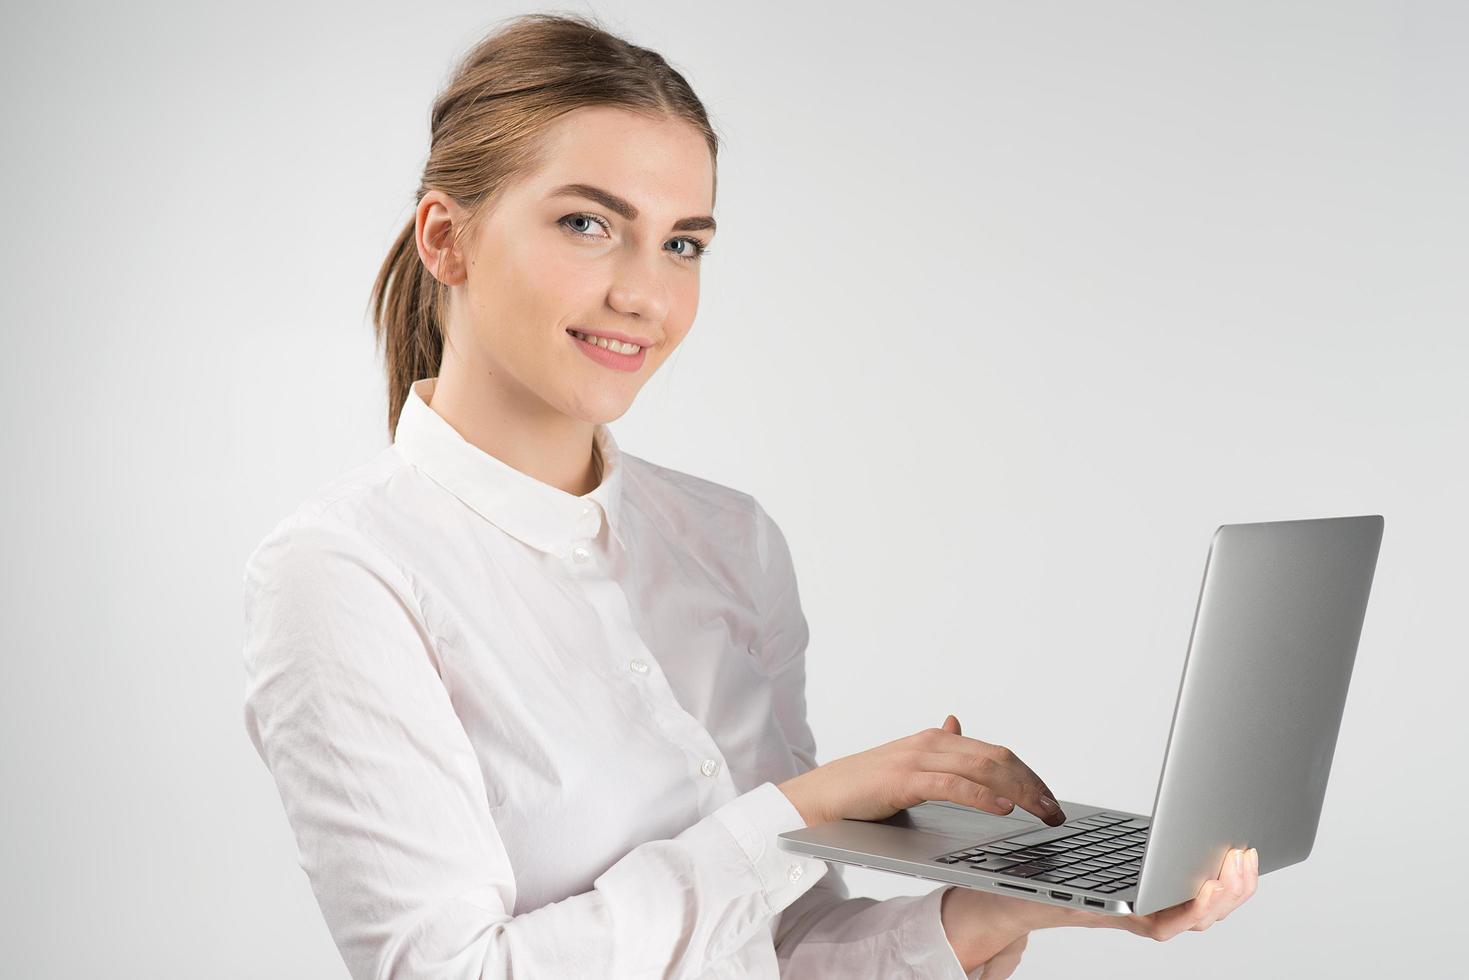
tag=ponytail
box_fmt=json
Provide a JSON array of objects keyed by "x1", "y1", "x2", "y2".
[{"x1": 369, "y1": 217, "x2": 445, "y2": 438}]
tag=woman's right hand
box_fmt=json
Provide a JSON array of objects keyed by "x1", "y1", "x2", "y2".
[{"x1": 777, "y1": 714, "x2": 1067, "y2": 828}]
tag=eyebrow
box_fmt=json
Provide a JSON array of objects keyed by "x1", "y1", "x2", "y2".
[{"x1": 547, "y1": 183, "x2": 716, "y2": 233}]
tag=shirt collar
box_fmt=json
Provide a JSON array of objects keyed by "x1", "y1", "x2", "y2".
[{"x1": 392, "y1": 377, "x2": 626, "y2": 556}]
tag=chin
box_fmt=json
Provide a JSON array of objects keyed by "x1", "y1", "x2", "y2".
[{"x1": 565, "y1": 391, "x2": 636, "y2": 426}]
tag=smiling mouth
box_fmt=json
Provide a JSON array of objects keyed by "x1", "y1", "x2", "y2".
[{"x1": 567, "y1": 328, "x2": 647, "y2": 354}]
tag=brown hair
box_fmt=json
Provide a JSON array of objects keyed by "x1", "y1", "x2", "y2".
[{"x1": 367, "y1": 11, "x2": 721, "y2": 438}]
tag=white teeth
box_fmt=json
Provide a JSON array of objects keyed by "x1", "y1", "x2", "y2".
[{"x1": 571, "y1": 329, "x2": 641, "y2": 354}]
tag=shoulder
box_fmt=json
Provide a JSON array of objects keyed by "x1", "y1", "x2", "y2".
[
  {"x1": 620, "y1": 450, "x2": 791, "y2": 575},
  {"x1": 620, "y1": 449, "x2": 761, "y2": 538},
  {"x1": 621, "y1": 449, "x2": 757, "y2": 511},
  {"x1": 243, "y1": 447, "x2": 417, "y2": 588}
]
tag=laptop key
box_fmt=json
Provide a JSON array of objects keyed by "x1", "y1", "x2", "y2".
[
  {"x1": 1052, "y1": 867, "x2": 1095, "y2": 881},
  {"x1": 977, "y1": 858, "x2": 1025, "y2": 871},
  {"x1": 1003, "y1": 826, "x2": 1087, "y2": 847},
  {"x1": 1065, "y1": 876, "x2": 1108, "y2": 889},
  {"x1": 996, "y1": 863, "x2": 1037, "y2": 876}
]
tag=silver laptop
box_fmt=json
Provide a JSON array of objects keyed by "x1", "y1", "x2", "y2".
[{"x1": 776, "y1": 515, "x2": 1384, "y2": 916}]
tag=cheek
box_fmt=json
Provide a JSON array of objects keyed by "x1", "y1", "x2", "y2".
[
  {"x1": 479, "y1": 230, "x2": 594, "y2": 322},
  {"x1": 520, "y1": 233, "x2": 603, "y2": 310},
  {"x1": 660, "y1": 280, "x2": 700, "y2": 348}
]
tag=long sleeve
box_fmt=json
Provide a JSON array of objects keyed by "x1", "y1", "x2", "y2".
[
  {"x1": 752, "y1": 502, "x2": 979, "y2": 980},
  {"x1": 242, "y1": 514, "x2": 831, "y2": 980}
]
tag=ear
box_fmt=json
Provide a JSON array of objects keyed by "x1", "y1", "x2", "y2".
[{"x1": 416, "y1": 190, "x2": 471, "y2": 287}]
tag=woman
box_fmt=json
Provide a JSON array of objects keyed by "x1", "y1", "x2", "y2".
[{"x1": 242, "y1": 13, "x2": 1258, "y2": 979}]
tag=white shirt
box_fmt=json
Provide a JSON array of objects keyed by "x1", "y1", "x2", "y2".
[{"x1": 242, "y1": 376, "x2": 980, "y2": 980}]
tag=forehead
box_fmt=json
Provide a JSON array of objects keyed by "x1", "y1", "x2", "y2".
[{"x1": 525, "y1": 105, "x2": 714, "y2": 213}]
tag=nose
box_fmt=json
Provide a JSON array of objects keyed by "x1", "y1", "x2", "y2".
[{"x1": 606, "y1": 248, "x2": 671, "y2": 324}]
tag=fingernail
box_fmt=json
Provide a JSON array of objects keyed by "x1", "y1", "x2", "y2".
[
  {"x1": 1249, "y1": 848, "x2": 1258, "y2": 868},
  {"x1": 996, "y1": 797, "x2": 1015, "y2": 809},
  {"x1": 1235, "y1": 849, "x2": 1242, "y2": 873},
  {"x1": 1039, "y1": 795, "x2": 1058, "y2": 810}
]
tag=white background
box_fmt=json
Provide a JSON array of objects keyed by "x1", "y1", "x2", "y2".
[{"x1": 2, "y1": 1, "x2": 1464, "y2": 976}]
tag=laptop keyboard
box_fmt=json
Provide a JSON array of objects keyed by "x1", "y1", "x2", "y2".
[{"x1": 934, "y1": 811, "x2": 1149, "y2": 894}]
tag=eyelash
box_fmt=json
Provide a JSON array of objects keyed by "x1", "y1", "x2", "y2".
[{"x1": 559, "y1": 212, "x2": 712, "y2": 263}]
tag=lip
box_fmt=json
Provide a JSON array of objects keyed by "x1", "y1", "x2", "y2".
[
  {"x1": 568, "y1": 329, "x2": 649, "y2": 373},
  {"x1": 566, "y1": 326, "x2": 656, "y2": 348}
]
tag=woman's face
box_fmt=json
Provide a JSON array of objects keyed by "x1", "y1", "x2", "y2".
[{"x1": 422, "y1": 105, "x2": 716, "y2": 424}]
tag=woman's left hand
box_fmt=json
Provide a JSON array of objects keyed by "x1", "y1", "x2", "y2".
[
  {"x1": 1049, "y1": 843, "x2": 1260, "y2": 939},
  {"x1": 1113, "y1": 845, "x2": 1260, "y2": 939},
  {"x1": 947, "y1": 847, "x2": 1257, "y2": 974}
]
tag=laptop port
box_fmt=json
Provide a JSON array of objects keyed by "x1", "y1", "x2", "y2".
[
  {"x1": 1049, "y1": 891, "x2": 1073, "y2": 901},
  {"x1": 996, "y1": 881, "x2": 1037, "y2": 894},
  {"x1": 1084, "y1": 898, "x2": 1105, "y2": 909}
]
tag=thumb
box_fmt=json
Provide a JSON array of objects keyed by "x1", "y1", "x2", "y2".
[{"x1": 942, "y1": 714, "x2": 962, "y2": 736}]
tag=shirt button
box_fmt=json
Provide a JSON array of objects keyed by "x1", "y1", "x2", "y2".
[
  {"x1": 788, "y1": 864, "x2": 805, "y2": 883},
  {"x1": 699, "y1": 758, "x2": 720, "y2": 777},
  {"x1": 629, "y1": 658, "x2": 649, "y2": 674},
  {"x1": 571, "y1": 544, "x2": 592, "y2": 563}
]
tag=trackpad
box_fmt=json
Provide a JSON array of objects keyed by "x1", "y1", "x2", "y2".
[{"x1": 877, "y1": 801, "x2": 1046, "y2": 841}]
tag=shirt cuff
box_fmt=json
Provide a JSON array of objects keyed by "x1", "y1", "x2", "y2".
[
  {"x1": 900, "y1": 885, "x2": 983, "y2": 979},
  {"x1": 712, "y1": 780, "x2": 830, "y2": 914}
]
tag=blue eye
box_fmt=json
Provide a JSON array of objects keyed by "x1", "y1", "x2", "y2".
[
  {"x1": 667, "y1": 237, "x2": 710, "y2": 262},
  {"x1": 561, "y1": 214, "x2": 604, "y2": 237},
  {"x1": 559, "y1": 213, "x2": 712, "y2": 263}
]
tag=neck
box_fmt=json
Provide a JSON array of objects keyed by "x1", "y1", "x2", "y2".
[{"x1": 426, "y1": 356, "x2": 602, "y2": 497}]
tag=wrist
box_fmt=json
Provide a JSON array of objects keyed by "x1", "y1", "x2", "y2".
[
  {"x1": 940, "y1": 887, "x2": 1032, "y2": 972},
  {"x1": 940, "y1": 885, "x2": 1098, "y2": 972},
  {"x1": 776, "y1": 774, "x2": 824, "y2": 827}
]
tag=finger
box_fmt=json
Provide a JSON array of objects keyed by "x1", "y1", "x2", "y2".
[
  {"x1": 912, "y1": 768, "x2": 1021, "y2": 816},
  {"x1": 917, "y1": 749, "x2": 1063, "y2": 824},
  {"x1": 1221, "y1": 847, "x2": 1245, "y2": 896},
  {"x1": 1201, "y1": 850, "x2": 1249, "y2": 927},
  {"x1": 1152, "y1": 865, "x2": 1233, "y2": 938},
  {"x1": 1215, "y1": 850, "x2": 1260, "y2": 923},
  {"x1": 1217, "y1": 855, "x2": 1247, "y2": 918},
  {"x1": 921, "y1": 744, "x2": 1067, "y2": 825},
  {"x1": 1214, "y1": 843, "x2": 1246, "y2": 880},
  {"x1": 1190, "y1": 879, "x2": 1232, "y2": 931},
  {"x1": 943, "y1": 714, "x2": 962, "y2": 736}
]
